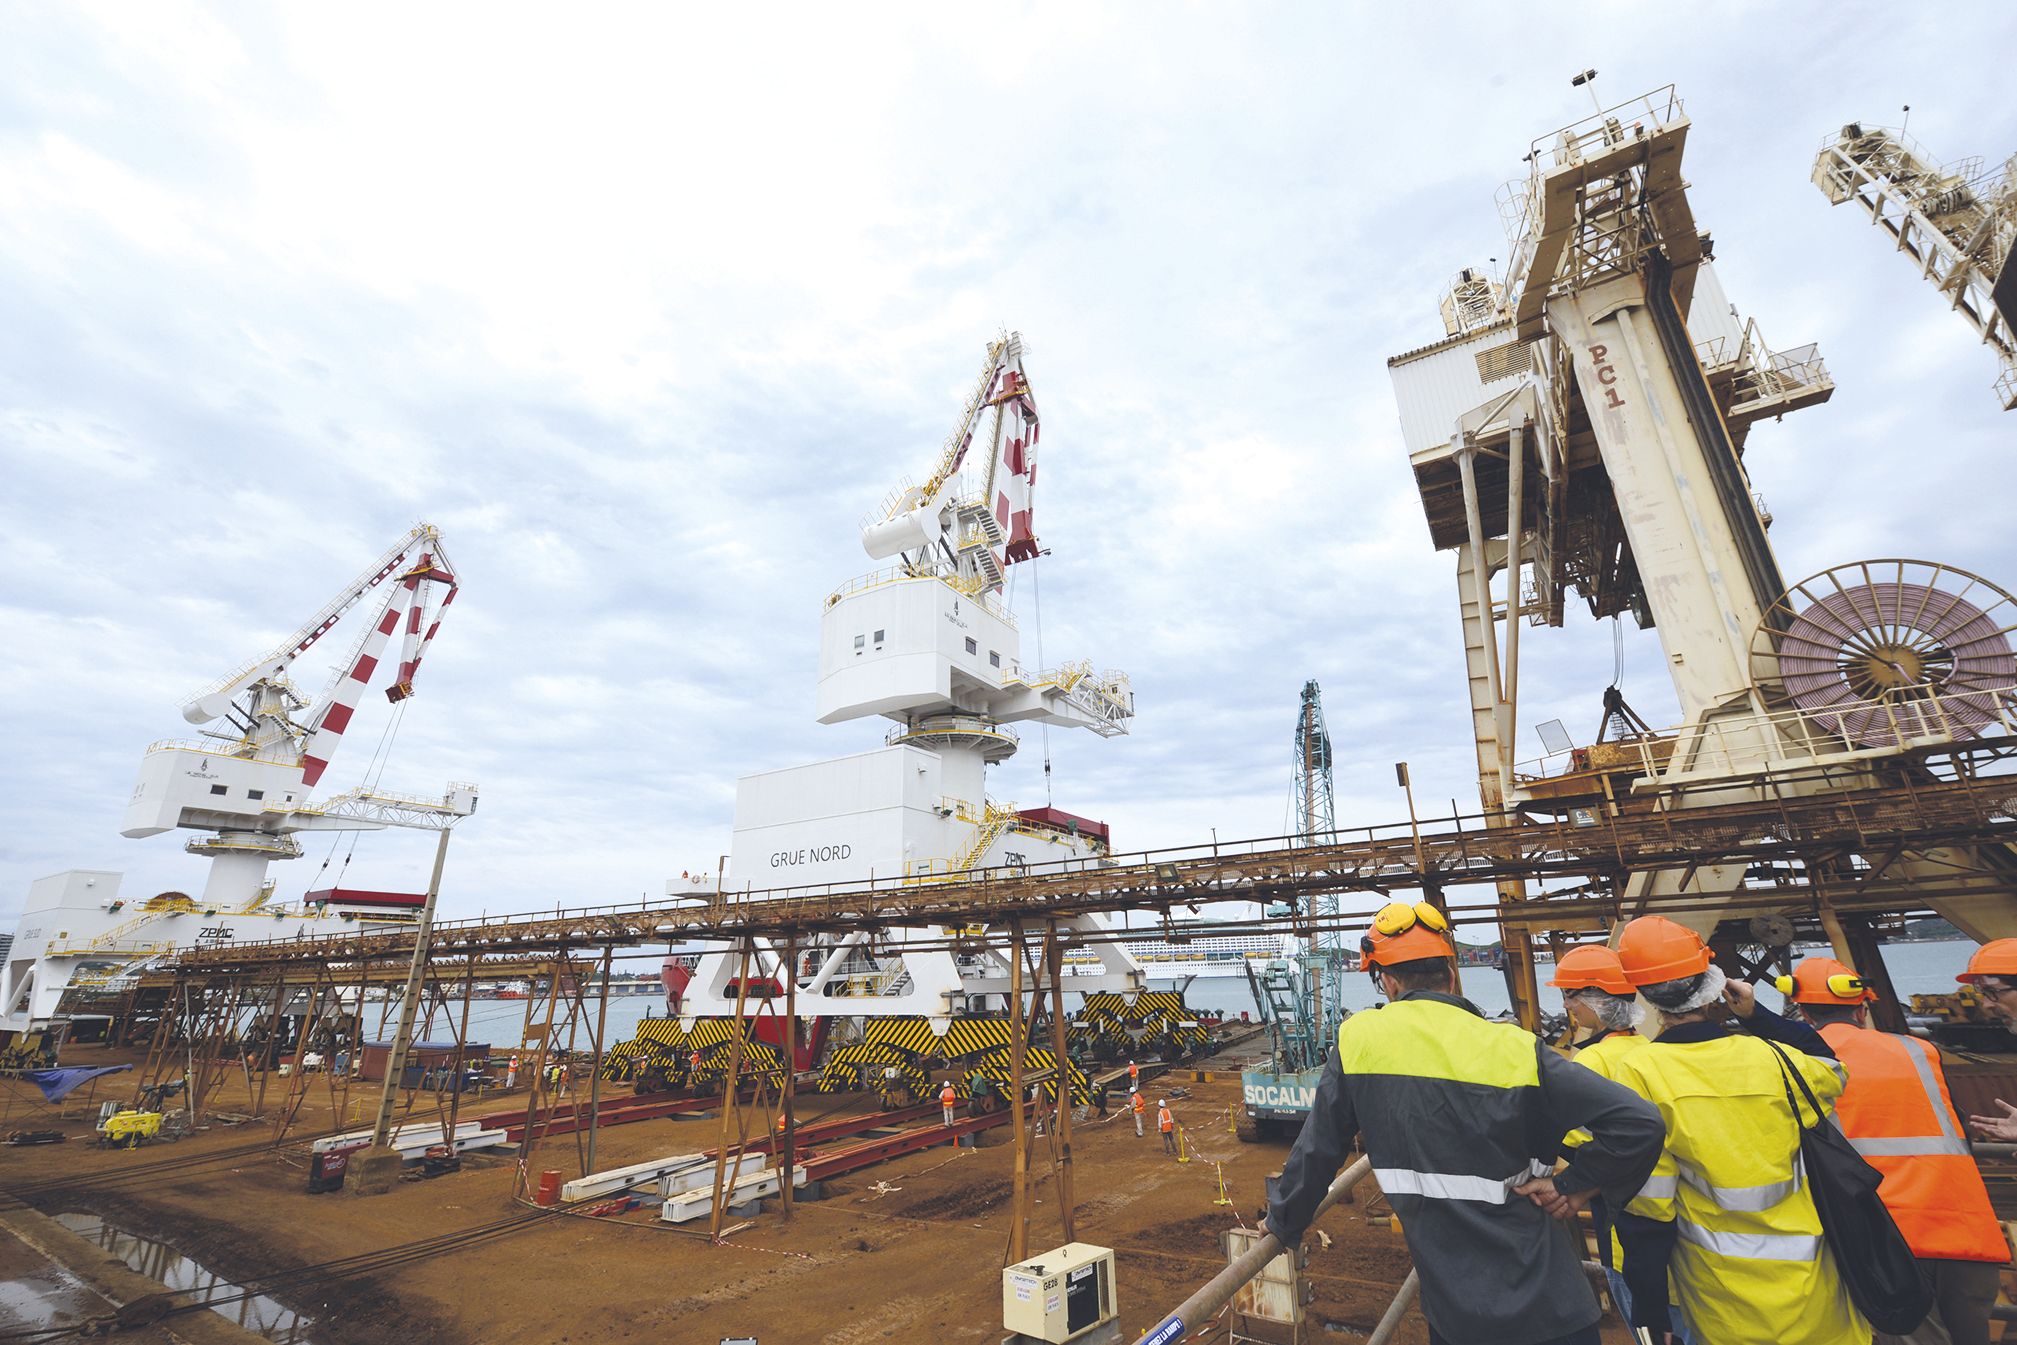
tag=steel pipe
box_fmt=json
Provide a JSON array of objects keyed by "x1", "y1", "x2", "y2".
[
  {"x1": 1365, "y1": 1268, "x2": 1420, "y2": 1345},
  {"x1": 1128, "y1": 1155, "x2": 1371, "y2": 1345}
]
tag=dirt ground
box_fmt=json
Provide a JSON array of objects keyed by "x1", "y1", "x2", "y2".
[{"x1": 0, "y1": 1043, "x2": 1650, "y2": 1345}]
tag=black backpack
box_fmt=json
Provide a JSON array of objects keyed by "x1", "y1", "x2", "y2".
[{"x1": 1763, "y1": 1039, "x2": 1933, "y2": 1335}]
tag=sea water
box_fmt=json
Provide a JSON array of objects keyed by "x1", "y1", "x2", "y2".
[
  {"x1": 423, "y1": 941, "x2": 1980, "y2": 1046},
  {"x1": 1158, "y1": 939, "x2": 1980, "y2": 1021}
]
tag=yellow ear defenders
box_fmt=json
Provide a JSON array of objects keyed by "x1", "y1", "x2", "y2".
[
  {"x1": 1372, "y1": 900, "x2": 1450, "y2": 937},
  {"x1": 1774, "y1": 971, "x2": 1868, "y2": 1002},
  {"x1": 1360, "y1": 900, "x2": 1454, "y2": 968}
]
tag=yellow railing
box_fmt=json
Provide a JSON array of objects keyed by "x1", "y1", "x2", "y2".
[
  {"x1": 901, "y1": 804, "x2": 1023, "y2": 887},
  {"x1": 43, "y1": 936, "x2": 180, "y2": 959},
  {"x1": 824, "y1": 568, "x2": 1019, "y2": 630},
  {"x1": 142, "y1": 738, "x2": 273, "y2": 762},
  {"x1": 949, "y1": 805, "x2": 1020, "y2": 875}
]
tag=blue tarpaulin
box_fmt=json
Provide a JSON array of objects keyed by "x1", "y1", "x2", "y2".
[{"x1": 18, "y1": 1064, "x2": 131, "y2": 1103}]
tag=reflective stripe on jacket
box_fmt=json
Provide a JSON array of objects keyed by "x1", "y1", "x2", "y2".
[
  {"x1": 1267, "y1": 992, "x2": 1662, "y2": 1345},
  {"x1": 1819, "y1": 1022, "x2": 2007, "y2": 1263},
  {"x1": 1612, "y1": 1033, "x2": 1866, "y2": 1345}
]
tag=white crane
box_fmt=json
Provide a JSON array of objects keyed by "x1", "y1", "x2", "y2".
[
  {"x1": 682, "y1": 335, "x2": 1142, "y2": 1028},
  {"x1": 4, "y1": 526, "x2": 478, "y2": 1055},
  {"x1": 122, "y1": 523, "x2": 477, "y2": 910},
  {"x1": 1814, "y1": 121, "x2": 2017, "y2": 410}
]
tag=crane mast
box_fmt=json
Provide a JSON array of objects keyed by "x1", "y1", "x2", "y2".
[
  {"x1": 1291, "y1": 681, "x2": 1342, "y2": 1030},
  {"x1": 1813, "y1": 122, "x2": 2017, "y2": 410}
]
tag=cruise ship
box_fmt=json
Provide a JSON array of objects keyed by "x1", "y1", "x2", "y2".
[{"x1": 1111, "y1": 925, "x2": 1296, "y2": 978}]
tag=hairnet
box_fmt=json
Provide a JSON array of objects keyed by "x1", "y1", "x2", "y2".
[
  {"x1": 1639, "y1": 963, "x2": 1727, "y2": 1016},
  {"x1": 1574, "y1": 987, "x2": 1645, "y2": 1031}
]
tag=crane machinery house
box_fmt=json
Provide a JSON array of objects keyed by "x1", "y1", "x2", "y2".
[{"x1": 680, "y1": 335, "x2": 1144, "y2": 1027}]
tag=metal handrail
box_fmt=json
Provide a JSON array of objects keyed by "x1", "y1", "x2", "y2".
[
  {"x1": 1513, "y1": 687, "x2": 2017, "y2": 785},
  {"x1": 1528, "y1": 84, "x2": 1684, "y2": 170},
  {"x1": 1130, "y1": 1156, "x2": 1372, "y2": 1345}
]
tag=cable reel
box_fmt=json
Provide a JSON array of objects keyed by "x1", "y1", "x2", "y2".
[{"x1": 1751, "y1": 559, "x2": 2017, "y2": 749}]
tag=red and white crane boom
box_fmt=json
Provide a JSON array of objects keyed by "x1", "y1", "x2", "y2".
[{"x1": 180, "y1": 523, "x2": 456, "y2": 727}]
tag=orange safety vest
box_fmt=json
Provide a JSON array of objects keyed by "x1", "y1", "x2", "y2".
[
  {"x1": 940, "y1": 1085, "x2": 956, "y2": 1105},
  {"x1": 1819, "y1": 1023, "x2": 2008, "y2": 1263},
  {"x1": 1128, "y1": 1064, "x2": 1139, "y2": 1079},
  {"x1": 1131, "y1": 1092, "x2": 1146, "y2": 1114},
  {"x1": 1158, "y1": 1106, "x2": 1174, "y2": 1133}
]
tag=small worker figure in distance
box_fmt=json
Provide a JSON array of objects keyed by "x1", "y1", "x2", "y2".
[
  {"x1": 1158, "y1": 1099, "x2": 1177, "y2": 1154},
  {"x1": 1128, "y1": 1059, "x2": 1140, "y2": 1092},
  {"x1": 940, "y1": 1080, "x2": 958, "y2": 1127},
  {"x1": 505, "y1": 1053, "x2": 519, "y2": 1089},
  {"x1": 1132, "y1": 1088, "x2": 1147, "y2": 1137}
]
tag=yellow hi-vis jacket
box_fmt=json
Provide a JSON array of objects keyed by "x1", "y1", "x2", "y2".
[
  {"x1": 1562, "y1": 1029, "x2": 1647, "y2": 1270},
  {"x1": 1612, "y1": 1031, "x2": 1867, "y2": 1345},
  {"x1": 1567, "y1": 1029, "x2": 1644, "y2": 1081},
  {"x1": 1561, "y1": 1029, "x2": 1646, "y2": 1145}
]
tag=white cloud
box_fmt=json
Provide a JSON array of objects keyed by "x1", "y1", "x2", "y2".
[{"x1": 2, "y1": 4, "x2": 2014, "y2": 936}]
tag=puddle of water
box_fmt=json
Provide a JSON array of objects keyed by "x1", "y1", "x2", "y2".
[
  {"x1": 53, "y1": 1213, "x2": 320, "y2": 1343},
  {"x1": 0, "y1": 1257, "x2": 100, "y2": 1328}
]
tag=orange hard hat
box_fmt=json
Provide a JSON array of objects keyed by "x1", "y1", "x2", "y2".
[
  {"x1": 1359, "y1": 901, "x2": 1455, "y2": 969},
  {"x1": 1775, "y1": 956, "x2": 1875, "y2": 1005},
  {"x1": 1615, "y1": 916, "x2": 1712, "y2": 987},
  {"x1": 1548, "y1": 944, "x2": 1634, "y2": 995},
  {"x1": 1958, "y1": 938, "x2": 2017, "y2": 984}
]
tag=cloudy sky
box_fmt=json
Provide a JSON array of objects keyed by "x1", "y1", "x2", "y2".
[{"x1": 3, "y1": 3, "x2": 2013, "y2": 932}]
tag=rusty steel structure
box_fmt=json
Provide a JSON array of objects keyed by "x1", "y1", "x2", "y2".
[
  {"x1": 129, "y1": 750, "x2": 2017, "y2": 1243},
  {"x1": 155, "y1": 770, "x2": 2016, "y2": 977}
]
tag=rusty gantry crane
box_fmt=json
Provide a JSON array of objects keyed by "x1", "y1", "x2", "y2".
[{"x1": 1388, "y1": 83, "x2": 2017, "y2": 1028}]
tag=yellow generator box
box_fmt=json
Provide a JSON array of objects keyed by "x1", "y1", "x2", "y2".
[
  {"x1": 100, "y1": 1110, "x2": 163, "y2": 1146},
  {"x1": 1003, "y1": 1242, "x2": 1117, "y2": 1343}
]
